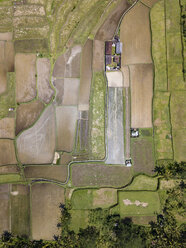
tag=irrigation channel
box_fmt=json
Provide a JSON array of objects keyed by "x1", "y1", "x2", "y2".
[{"x1": 31, "y1": 0, "x2": 139, "y2": 186}]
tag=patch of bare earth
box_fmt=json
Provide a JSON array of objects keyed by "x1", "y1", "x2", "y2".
[
  {"x1": 92, "y1": 40, "x2": 105, "y2": 72},
  {"x1": 53, "y1": 45, "x2": 82, "y2": 78},
  {"x1": 78, "y1": 39, "x2": 93, "y2": 109},
  {"x1": 0, "y1": 140, "x2": 17, "y2": 165},
  {"x1": 31, "y1": 183, "x2": 65, "y2": 240},
  {"x1": 95, "y1": 0, "x2": 130, "y2": 41},
  {"x1": 56, "y1": 106, "x2": 78, "y2": 152},
  {"x1": 16, "y1": 104, "x2": 55, "y2": 164},
  {"x1": 37, "y1": 58, "x2": 54, "y2": 104},
  {"x1": 24, "y1": 165, "x2": 67, "y2": 182},
  {"x1": 16, "y1": 100, "x2": 44, "y2": 135},
  {"x1": 0, "y1": 184, "x2": 10, "y2": 234},
  {"x1": 0, "y1": 118, "x2": 15, "y2": 138},
  {"x1": 130, "y1": 64, "x2": 153, "y2": 128},
  {"x1": 15, "y1": 53, "x2": 37, "y2": 103},
  {"x1": 0, "y1": 165, "x2": 19, "y2": 174},
  {"x1": 120, "y1": 2, "x2": 152, "y2": 65}
]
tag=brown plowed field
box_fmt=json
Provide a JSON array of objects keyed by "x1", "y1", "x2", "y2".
[
  {"x1": 24, "y1": 165, "x2": 67, "y2": 182},
  {"x1": 0, "y1": 184, "x2": 10, "y2": 234},
  {"x1": 53, "y1": 45, "x2": 81, "y2": 78},
  {"x1": 0, "y1": 165, "x2": 19, "y2": 174},
  {"x1": 16, "y1": 100, "x2": 44, "y2": 135},
  {"x1": 15, "y1": 53, "x2": 37, "y2": 103},
  {"x1": 120, "y1": 2, "x2": 152, "y2": 65},
  {"x1": 92, "y1": 40, "x2": 105, "y2": 72},
  {"x1": 95, "y1": 0, "x2": 130, "y2": 41},
  {"x1": 141, "y1": 0, "x2": 159, "y2": 8},
  {"x1": 0, "y1": 64, "x2": 7, "y2": 95},
  {"x1": 37, "y1": 58, "x2": 54, "y2": 104},
  {"x1": 31, "y1": 183, "x2": 65, "y2": 240},
  {"x1": 0, "y1": 139, "x2": 17, "y2": 165},
  {"x1": 79, "y1": 39, "x2": 93, "y2": 108},
  {"x1": 16, "y1": 104, "x2": 55, "y2": 164},
  {"x1": 56, "y1": 106, "x2": 78, "y2": 152},
  {"x1": 0, "y1": 118, "x2": 15, "y2": 138},
  {"x1": 132, "y1": 138, "x2": 155, "y2": 175},
  {"x1": 130, "y1": 64, "x2": 153, "y2": 128}
]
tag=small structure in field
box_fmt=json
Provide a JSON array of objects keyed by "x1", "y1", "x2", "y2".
[
  {"x1": 116, "y1": 42, "x2": 123, "y2": 54},
  {"x1": 105, "y1": 37, "x2": 122, "y2": 71},
  {"x1": 125, "y1": 159, "x2": 132, "y2": 167},
  {"x1": 131, "y1": 128, "x2": 139, "y2": 138},
  {"x1": 105, "y1": 55, "x2": 112, "y2": 65}
]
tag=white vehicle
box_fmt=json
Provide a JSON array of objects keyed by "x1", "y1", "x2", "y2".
[
  {"x1": 131, "y1": 128, "x2": 139, "y2": 138},
  {"x1": 125, "y1": 159, "x2": 132, "y2": 167}
]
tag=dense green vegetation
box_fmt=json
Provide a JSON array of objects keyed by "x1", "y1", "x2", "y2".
[
  {"x1": 0, "y1": 73, "x2": 16, "y2": 119},
  {"x1": 151, "y1": 0, "x2": 186, "y2": 164},
  {"x1": 89, "y1": 72, "x2": 106, "y2": 159},
  {"x1": 123, "y1": 175, "x2": 158, "y2": 191}
]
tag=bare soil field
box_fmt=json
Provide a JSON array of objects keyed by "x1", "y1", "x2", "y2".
[
  {"x1": 53, "y1": 78, "x2": 64, "y2": 105},
  {"x1": 14, "y1": 39, "x2": 48, "y2": 53},
  {"x1": 0, "y1": 64, "x2": 7, "y2": 95},
  {"x1": 95, "y1": 0, "x2": 130, "y2": 41},
  {"x1": 0, "y1": 165, "x2": 19, "y2": 174},
  {"x1": 15, "y1": 53, "x2": 37, "y2": 103},
  {"x1": 120, "y1": 2, "x2": 152, "y2": 65},
  {"x1": 16, "y1": 100, "x2": 44, "y2": 135},
  {"x1": 24, "y1": 165, "x2": 67, "y2": 182},
  {"x1": 63, "y1": 78, "x2": 80, "y2": 105},
  {"x1": 53, "y1": 45, "x2": 82, "y2": 78},
  {"x1": 0, "y1": 32, "x2": 12, "y2": 41},
  {"x1": 130, "y1": 64, "x2": 153, "y2": 128},
  {"x1": 10, "y1": 184, "x2": 30, "y2": 236},
  {"x1": 56, "y1": 106, "x2": 78, "y2": 152},
  {"x1": 106, "y1": 71, "x2": 123, "y2": 87},
  {"x1": 131, "y1": 138, "x2": 155, "y2": 175},
  {"x1": 0, "y1": 40, "x2": 14, "y2": 93},
  {"x1": 16, "y1": 104, "x2": 55, "y2": 164},
  {"x1": 31, "y1": 183, "x2": 65, "y2": 240},
  {"x1": 37, "y1": 58, "x2": 54, "y2": 104},
  {"x1": 0, "y1": 139, "x2": 17, "y2": 165},
  {"x1": 0, "y1": 117, "x2": 15, "y2": 138},
  {"x1": 92, "y1": 40, "x2": 105, "y2": 72},
  {"x1": 4, "y1": 41, "x2": 14, "y2": 72},
  {"x1": 60, "y1": 153, "x2": 73, "y2": 165},
  {"x1": 0, "y1": 184, "x2": 10, "y2": 234},
  {"x1": 0, "y1": 41, "x2": 5, "y2": 64},
  {"x1": 72, "y1": 164, "x2": 133, "y2": 187},
  {"x1": 17, "y1": 101, "x2": 41, "y2": 133},
  {"x1": 141, "y1": 0, "x2": 159, "y2": 7},
  {"x1": 78, "y1": 39, "x2": 93, "y2": 108},
  {"x1": 121, "y1": 66, "x2": 130, "y2": 87}
]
